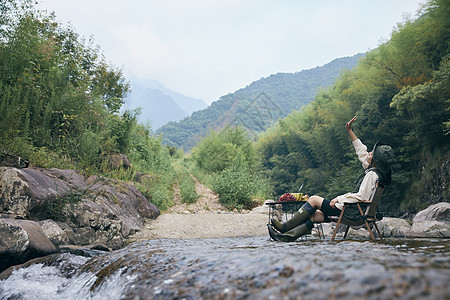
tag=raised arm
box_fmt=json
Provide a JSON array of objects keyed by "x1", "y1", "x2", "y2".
[{"x1": 346, "y1": 116, "x2": 358, "y2": 141}]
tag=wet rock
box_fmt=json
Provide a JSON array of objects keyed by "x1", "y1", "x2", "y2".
[
  {"x1": 278, "y1": 266, "x2": 294, "y2": 277},
  {"x1": 0, "y1": 255, "x2": 52, "y2": 280},
  {"x1": 0, "y1": 219, "x2": 56, "y2": 272},
  {"x1": 58, "y1": 244, "x2": 111, "y2": 257}
]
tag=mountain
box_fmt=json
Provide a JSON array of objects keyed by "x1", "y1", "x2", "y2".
[
  {"x1": 123, "y1": 77, "x2": 208, "y2": 130},
  {"x1": 156, "y1": 53, "x2": 365, "y2": 150}
]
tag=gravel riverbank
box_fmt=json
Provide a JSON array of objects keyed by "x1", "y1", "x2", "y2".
[{"x1": 129, "y1": 176, "x2": 270, "y2": 241}]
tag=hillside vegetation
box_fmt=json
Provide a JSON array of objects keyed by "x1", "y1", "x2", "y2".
[
  {"x1": 255, "y1": 0, "x2": 449, "y2": 216},
  {"x1": 156, "y1": 54, "x2": 364, "y2": 150},
  {"x1": 0, "y1": 0, "x2": 191, "y2": 211}
]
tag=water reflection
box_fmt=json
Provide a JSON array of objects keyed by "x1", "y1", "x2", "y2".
[{"x1": 1, "y1": 237, "x2": 449, "y2": 299}]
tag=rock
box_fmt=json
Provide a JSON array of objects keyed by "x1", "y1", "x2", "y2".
[
  {"x1": 251, "y1": 205, "x2": 269, "y2": 215},
  {"x1": 317, "y1": 223, "x2": 333, "y2": 237},
  {"x1": 406, "y1": 202, "x2": 450, "y2": 238},
  {"x1": 418, "y1": 160, "x2": 449, "y2": 209},
  {"x1": 0, "y1": 167, "x2": 85, "y2": 218},
  {"x1": 0, "y1": 167, "x2": 160, "y2": 251},
  {"x1": 89, "y1": 243, "x2": 112, "y2": 252},
  {"x1": 0, "y1": 219, "x2": 56, "y2": 272},
  {"x1": 378, "y1": 218, "x2": 412, "y2": 237},
  {"x1": 107, "y1": 154, "x2": 131, "y2": 170},
  {"x1": 0, "y1": 150, "x2": 29, "y2": 168},
  {"x1": 132, "y1": 172, "x2": 154, "y2": 184},
  {"x1": 411, "y1": 220, "x2": 450, "y2": 238},
  {"x1": 38, "y1": 219, "x2": 69, "y2": 246},
  {"x1": 324, "y1": 204, "x2": 450, "y2": 239},
  {"x1": 58, "y1": 244, "x2": 111, "y2": 257},
  {"x1": 345, "y1": 203, "x2": 450, "y2": 238},
  {"x1": 0, "y1": 255, "x2": 52, "y2": 280},
  {"x1": 413, "y1": 202, "x2": 450, "y2": 224}
]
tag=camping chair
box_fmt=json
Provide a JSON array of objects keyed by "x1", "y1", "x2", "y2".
[{"x1": 331, "y1": 181, "x2": 385, "y2": 241}]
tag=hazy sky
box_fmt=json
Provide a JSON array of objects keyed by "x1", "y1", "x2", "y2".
[{"x1": 37, "y1": 0, "x2": 424, "y2": 104}]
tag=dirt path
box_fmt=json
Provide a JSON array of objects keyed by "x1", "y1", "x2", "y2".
[{"x1": 130, "y1": 176, "x2": 270, "y2": 241}]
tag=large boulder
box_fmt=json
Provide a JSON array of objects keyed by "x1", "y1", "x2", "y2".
[
  {"x1": 410, "y1": 220, "x2": 450, "y2": 238},
  {"x1": 375, "y1": 203, "x2": 450, "y2": 238},
  {"x1": 0, "y1": 219, "x2": 56, "y2": 272},
  {"x1": 0, "y1": 167, "x2": 160, "y2": 250},
  {"x1": 413, "y1": 202, "x2": 450, "y2": 224},
  {"x1": 409, "y1": 202, "x2": 450, "y2": 238},
  {"x1": 0, "y1": 167, "x2": 87, "y2": 218},
  {"x1": 377, "y1": 218, "x2": 413, "y2": 238}
]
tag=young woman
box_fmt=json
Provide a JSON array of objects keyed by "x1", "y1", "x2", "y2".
[{"x1": 268, "y1": 116, "x2": 395, "y2": 242}]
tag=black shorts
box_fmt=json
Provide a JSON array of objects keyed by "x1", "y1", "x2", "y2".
[{"x1": 320, "y1": 199, "x2": 342, "y2": 222}]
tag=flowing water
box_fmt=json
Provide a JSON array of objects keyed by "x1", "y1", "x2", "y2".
[{"x1": 1, "y1": 237, "x2": 449, "y2": 299}]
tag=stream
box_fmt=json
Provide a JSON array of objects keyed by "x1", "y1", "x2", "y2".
[{"x1": 1, "y1": 236, "x2": 449, "y2": 299}]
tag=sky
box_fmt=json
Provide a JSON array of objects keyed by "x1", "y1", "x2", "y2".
[{"x1": 37, "y1": 0, "x2": 424, "y2": 104}]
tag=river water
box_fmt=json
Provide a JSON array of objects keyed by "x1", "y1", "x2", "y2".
[{"x1": 0, "y1": 236, "x2": 449, "y2": 299}]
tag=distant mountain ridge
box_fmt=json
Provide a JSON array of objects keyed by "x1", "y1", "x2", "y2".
[
  {"x1": 156, "y1": 53, "x2": 365, "y2": 150},
  {"x1": 124, "y1": 77, "x2": 208, "y2": 130}
]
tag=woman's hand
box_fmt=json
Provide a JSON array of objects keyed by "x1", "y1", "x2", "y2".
[
  {"x1": 330, "y1": 198, "x2": 338, "y2": 208},
  {"x1": 346, "y1": 116, "x2": 358, "y2": 141},
  {"x1": 345, "y1": 116, "x2": 356, "y2": 131}
]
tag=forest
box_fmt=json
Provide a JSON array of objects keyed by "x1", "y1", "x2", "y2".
[{"x1": 0, "y1": 0, "x2": 448, "y2": 217}]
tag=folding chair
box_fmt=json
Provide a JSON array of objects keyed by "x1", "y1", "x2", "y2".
[{"x1": 331, "y1": 181, "x2": 385, "y2": 241}]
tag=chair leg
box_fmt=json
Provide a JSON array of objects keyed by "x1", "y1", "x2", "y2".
[
  {"x1": 373, "y1": 222, "x2": 382, "y2": 240},
  {"x1": 319, "y1": 223, "x2": 324, "y2": 238},
  {"x1": 343, "y1": 225, "x2": 350, "y2": 239},
  {"x1": 364, "y1": 221, "x2": 376, "y2": 241},
  {"x1": 355, "y1": 203, "x2": 375, "y2": 241},
  {"x1": 332, "y1": 206, "x2": 346, "y2": 241}
]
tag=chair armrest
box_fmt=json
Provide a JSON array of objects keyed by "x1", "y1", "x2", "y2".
[{"x1": 343, "y1": 200, "x2": 372, "y2": 206}]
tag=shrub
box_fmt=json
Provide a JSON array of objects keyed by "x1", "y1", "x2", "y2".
[
  {"x1": 172, "y1": 159, "x2": 199, "y2": 204},
  {"x1": 213, "y1": 167, "x2": 253, "y2": 209}
]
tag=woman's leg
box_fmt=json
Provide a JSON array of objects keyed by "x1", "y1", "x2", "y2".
[
  {"x1": 307, "y1": 195, "x2": 325, "y2": 210},
  {"x1": 268, "y1": 208, "x2": 326, "y2": 242},
  {"x1": 307, "y1": 196, "x2": 328, "y2": 223},
  {"x1": 268, "y1": 196, "x2": 342, "y2": 242},
  {"x1": 310, "y1": 210, "x2": 326, "y2": 223},
  {"x1": 271, "y1": 195, "x2": 323, "y2": 233}
]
